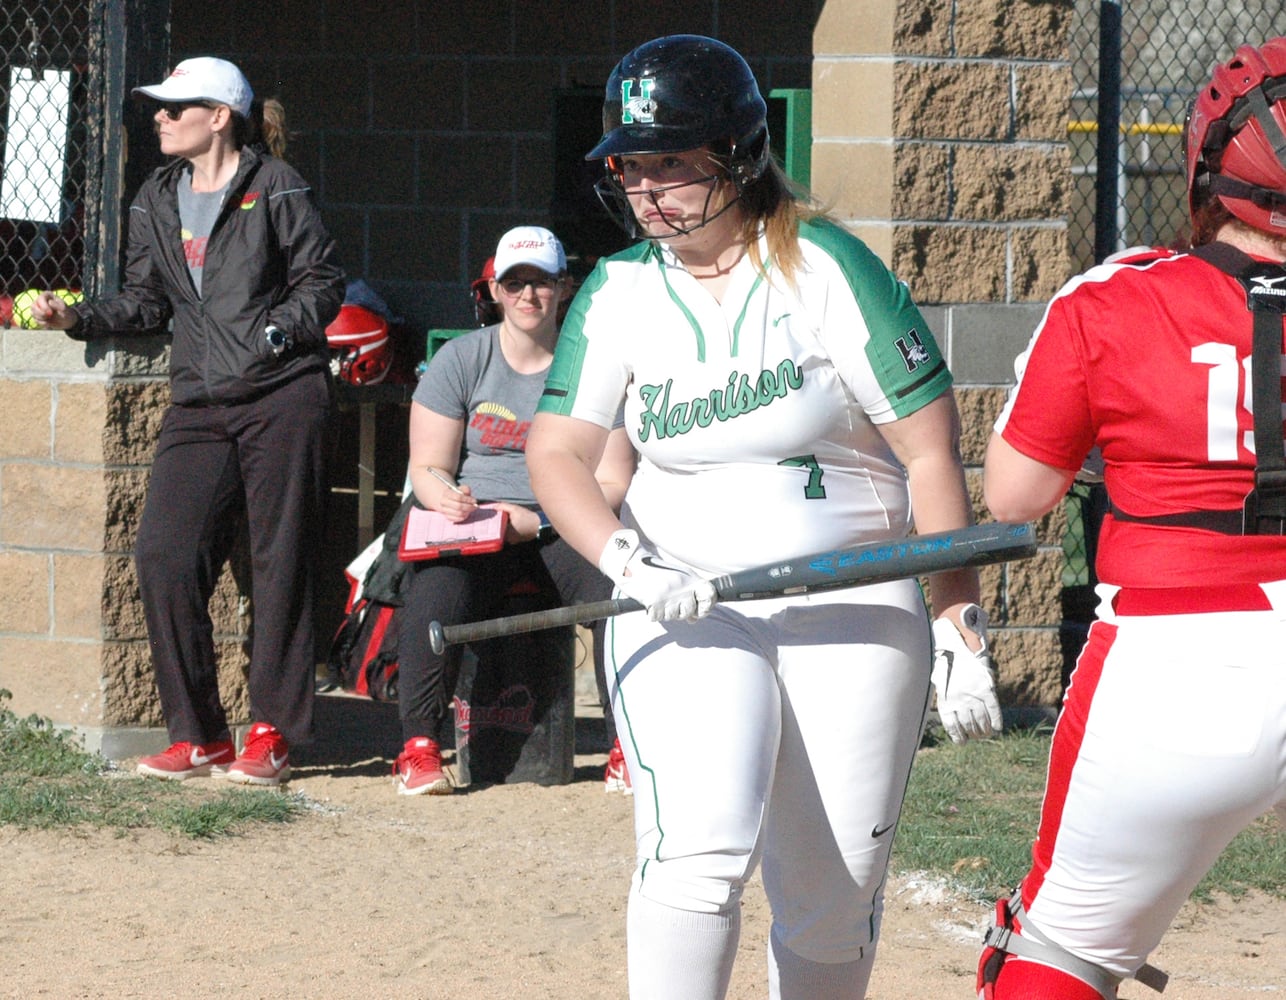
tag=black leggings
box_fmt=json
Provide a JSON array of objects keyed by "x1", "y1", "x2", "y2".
[{"x1": 397, "y1": 535, "x2": 613, "y2": 745}]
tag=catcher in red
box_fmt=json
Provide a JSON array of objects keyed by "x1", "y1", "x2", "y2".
[{"x1": 979, "y1": 37, "x2": 1286, "y2": 1000}]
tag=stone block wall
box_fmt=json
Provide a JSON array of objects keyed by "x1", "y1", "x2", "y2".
[
  {"x1": 0, "y1": 330, "x2": 252, "y2": 753},
  {"x1": 813, "y1": 0, "x2": 1077, "y2": 709},
  {"x1": 814, "y1": 0, "x2": 1071, "y2": 301}
]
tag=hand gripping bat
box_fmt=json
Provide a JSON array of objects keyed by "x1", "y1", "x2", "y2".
[{"x1": 428, "y1": 521, "x2": 1037, "y2": 654}]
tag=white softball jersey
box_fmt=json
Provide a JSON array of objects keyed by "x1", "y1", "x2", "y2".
[
  {"x1": 539, "y1": 220, "x2": 953, "y2": 993},
  {"x1": 539, "y1": 218, "x2": 954, "y2": 575}
]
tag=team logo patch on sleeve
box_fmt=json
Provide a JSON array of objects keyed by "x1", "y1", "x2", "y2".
[{"x1": 895, "y1": 329, "x2": 932, "y2": 372}]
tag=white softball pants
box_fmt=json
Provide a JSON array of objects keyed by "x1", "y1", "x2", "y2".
[{"x1": 605, "y1": 579, "x2": 932, "y2": 1000}]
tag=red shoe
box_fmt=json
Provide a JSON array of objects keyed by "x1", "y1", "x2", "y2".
[
  {"x1": 604, "y1": 738, "x2": 632, "y2": 796},
  {"x1": 224, "y1": 723, "x2": 290, "y2": 786},
  {"x1": 136, "y1": 739, "x2": 235, "y2": 780},
  {"x1": 394, "y1": 737, "x2": 452, "y2": 796}
]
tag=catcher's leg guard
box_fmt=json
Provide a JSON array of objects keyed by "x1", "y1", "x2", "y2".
[{"x1": 977, "y1": 890, "x2": 1168, "y2": 1000}]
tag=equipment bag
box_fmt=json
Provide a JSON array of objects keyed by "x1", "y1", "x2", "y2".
[{"x1": 323, "y1": 494, "x2": 416, "y2": 701}]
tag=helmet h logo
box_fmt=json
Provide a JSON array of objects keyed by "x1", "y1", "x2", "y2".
[{"x1": 620, "y1": 78, "x2": 656, "y2": 125}]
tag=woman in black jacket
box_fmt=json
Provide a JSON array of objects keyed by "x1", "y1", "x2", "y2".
[{"x1": 32, "y1": 56, "x2": 345, "y2": 786}]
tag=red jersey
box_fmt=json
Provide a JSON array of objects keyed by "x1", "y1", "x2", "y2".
[{"x1": 996, "y1": 247, "x2": 1286, "y2": 587}]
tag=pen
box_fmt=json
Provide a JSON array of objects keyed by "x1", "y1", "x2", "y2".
[{"x1": 428, "y1": 467, "x2": 465, "y2": 494}]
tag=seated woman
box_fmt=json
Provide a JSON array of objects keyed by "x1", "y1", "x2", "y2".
[{"x1": 393, "y1": 225, "x2": 634, "y2": 795}]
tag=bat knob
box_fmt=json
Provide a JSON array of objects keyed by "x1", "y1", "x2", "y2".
[{"x1": 428, "y1": 621, "x2": 446, "y2": 655}]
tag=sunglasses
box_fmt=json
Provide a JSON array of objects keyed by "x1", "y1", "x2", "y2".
[
  {"x1": 157, "y1": 101, "x2": 216, "y2": 121},
  {"x1": 496, "y1": 276, "x2": 561, "y2": 296}
]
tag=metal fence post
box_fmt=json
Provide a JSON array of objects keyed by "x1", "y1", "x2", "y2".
[
  {"x1": 86, "y1": 0, "x2": 171, "y2": 297},
  {"x1": 1094, "y1": 0, "x2": 1122, "y2": 263}
]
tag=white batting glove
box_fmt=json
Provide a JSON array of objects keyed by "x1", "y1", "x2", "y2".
[
  {"x1": 598, "y1": 529, "x2": 717, "y2": 623},
  {"x1": 930, "y1": 604, "x2": 1003, "y2": 745}
]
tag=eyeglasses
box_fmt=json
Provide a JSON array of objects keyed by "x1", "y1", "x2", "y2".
[
  {"x1": 158, "y1": 101, "x2": 216, "y2": 121},
  {"x1": 496, "y1": 276, "x2": 561, "y2": 296}
]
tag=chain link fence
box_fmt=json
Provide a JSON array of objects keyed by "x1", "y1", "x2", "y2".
[
  {"x1": 1069, "y1": 1, "x2": 1286, "y2": 272},
  {"x1": 1061, "y1": 3, "x2": 1286, "y2": 682},
  {"x1": 0, "y1": 2, "x2": 92, "y2": 326}
]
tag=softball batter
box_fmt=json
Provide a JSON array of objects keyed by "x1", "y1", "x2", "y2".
[
  {"x1": 526, "y1": 35, "x2": 1001, "y2": 1000},
  {"x1": 978, "y1": 37, "x2": 1286, "y2": 1000}
]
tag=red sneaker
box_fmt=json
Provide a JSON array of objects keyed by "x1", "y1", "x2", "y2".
[
  {"x1": 604, "y1": 738, "x2": 632, "y2": 796},
  {"x1": 136, "y1": 739, "x2": 235, "y2": 780},
  {"x1": 394, "y1": 737, "x2": 452, "y2": 796},
  {"x1": 224, "y1": 723, "x2": 290, "y2": 786}
]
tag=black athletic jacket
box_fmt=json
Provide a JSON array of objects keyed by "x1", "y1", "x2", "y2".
[{"x1": 67, "y1": 147, "x2": 345, "y2": 405}]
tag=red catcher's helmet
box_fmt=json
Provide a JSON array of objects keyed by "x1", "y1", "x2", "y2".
[
  {"x1": 1186, "y1": 37, "x2": 1286, "y2": 234},
  {"x1": 325, "y1": 304, "x2": 391, "y2": 385}
]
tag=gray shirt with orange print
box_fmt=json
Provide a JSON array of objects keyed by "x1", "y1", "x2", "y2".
[{"x1": 413, "y1": 325, "x2": 544, "y2": 506}]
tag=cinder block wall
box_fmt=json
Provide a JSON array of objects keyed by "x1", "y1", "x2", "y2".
[
  {"x1": 169, "y1": 1, "x2": 819, "y2": 333},
  {"x1": 812, "y1": 0, "x2": 1075, "y2": 709}
]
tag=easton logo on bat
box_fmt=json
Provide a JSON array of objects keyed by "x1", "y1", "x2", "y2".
[{"x1": 807, "y1": 535, "x2": 955, "y2": 576}]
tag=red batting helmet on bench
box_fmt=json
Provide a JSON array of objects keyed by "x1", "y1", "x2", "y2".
[
  {"x1": 471, "y1": 255, "x2": 500, "y2": 326},
  {"x1": 325, "y1": 304, "x2": 392, "y2": 385}
]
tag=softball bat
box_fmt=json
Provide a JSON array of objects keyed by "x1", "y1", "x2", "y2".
[{"x1": 427, "y1": 520, "x2": 1037, "y2": 654}]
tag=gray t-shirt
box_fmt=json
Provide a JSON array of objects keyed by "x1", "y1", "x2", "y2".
[
  {"x1": 412, "y1": 326, "x2": 545, "y2": 505},
  {"x1": 176, "y1": 170, "x2": 228, "y2": 296}
]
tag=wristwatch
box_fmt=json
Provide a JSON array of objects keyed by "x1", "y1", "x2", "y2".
[
  {"x1": 536, "y1": 511, "x2": 558, "y2": 543},
  {"x1": 265, "y1": 325, "x2": 292, "y2": 357}
]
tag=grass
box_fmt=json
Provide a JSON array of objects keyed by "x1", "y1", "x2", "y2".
[
  {"x1": 0, "y1": 689, "x2": 302, "y2": 839},
  {"x1": 895, "y1": 723, "x2": 1286, "y2": 904},
  {"x1": 4, "y1": 686, "x2": 1282, "y2": 900}
]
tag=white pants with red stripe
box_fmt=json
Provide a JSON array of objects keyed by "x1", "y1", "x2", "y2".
[{"x1": 1016, "y1": 583, "x2": 1286, "y2": 981}]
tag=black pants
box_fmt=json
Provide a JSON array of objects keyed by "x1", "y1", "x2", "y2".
[
  {"x1": 134, "y1": 372, "x2": 333, "y2": 746},
  {"x1": 397, "y1": 535, "x2": 614, "y2": 745}
]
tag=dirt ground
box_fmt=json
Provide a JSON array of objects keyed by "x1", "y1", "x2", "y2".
[{"x1": 1, "y1": 692, "x2": 1282, "y2": 1000}]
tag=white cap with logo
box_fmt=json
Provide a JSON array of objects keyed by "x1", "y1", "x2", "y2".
[
  {"x1": 133, "y1": 57, "x2": 254, "y2": 118},
  {"x1": 492, "y1": 226, "x2": 566, "y2": 279}
]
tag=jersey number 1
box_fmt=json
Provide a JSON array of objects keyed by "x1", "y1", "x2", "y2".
[{"x1": 1191, "y1": 342, "x2": 1274, "y2": 460}]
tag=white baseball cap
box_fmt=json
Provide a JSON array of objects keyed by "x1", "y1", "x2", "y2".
[
  {"x1": 133, "y1": 57, "x2": 254, "y2": 118},
  {"x1": 492, "y1": 226, "x2": 566, "y2": 278}
]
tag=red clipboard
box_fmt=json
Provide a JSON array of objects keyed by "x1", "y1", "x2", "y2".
[{"x1": 398, "y1": 503, "x2": 509, "y2": 561}]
